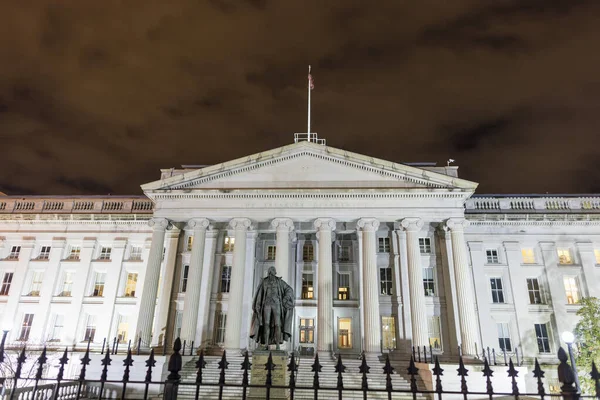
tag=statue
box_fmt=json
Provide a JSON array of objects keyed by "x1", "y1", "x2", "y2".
[{"x1": 250, "y1": 266, "x2": 294, "y2": 350}]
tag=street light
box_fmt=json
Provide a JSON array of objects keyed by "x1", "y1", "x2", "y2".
[
  {"x1": 0, "y1": 329, "x2": 8, "y2": 363},
  {"x1": 562, "y1": 331, "x2": 580, "y2": 393}
]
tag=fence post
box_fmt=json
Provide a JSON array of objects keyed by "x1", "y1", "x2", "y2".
[
  {"x1": 163, "y1": 338, "x2": 182, "y2": 400},
  {"x1": 557, "y1": 347, "x2": 579, "y2": 400}
]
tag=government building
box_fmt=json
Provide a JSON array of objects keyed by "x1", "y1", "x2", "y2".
[{"x1": 0, "y1": 138, "x2": 598, "y2": 370}]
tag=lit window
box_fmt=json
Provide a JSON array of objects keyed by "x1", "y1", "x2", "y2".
[
  {"x1": 428, "y1": 316, "x2": 442, "y2": 350},
  {"x1": 380, "y1": 267, "x2": 393, "y2": 295},
  {"x1": 214, "y1": 312, "x2": 227, "y2": 344},
  {"x1": 378, "y1": 237, "x2": 390, "y2": 253},
  {"x1": 423, "y1": 268, "x2": 435, "y2": 296},
  {"x1": 8, "y1": 246, "x2": 21, "y2": 260},
  {"x1": 299, "y1": 318, "x2": 314, "y2": 343},
  {"x1": 84, "y1": 315, "x2": 96, "y2": 342},
  {"x1": 490, "y1": 278, "x2": 505, "y2": 303},
  {"x1": 419, "y1": 238, "x2": 431, "y2": 254},
  {"x1": 563, "y1": 277, "x2": 579, "y2": 304},
  {"x1": 59, "y1": 272, "x2": 74, "y2": 297},
  {"x1": 266, "y1": 245, "x2": 276, "y2": 261},
  {"x1": 486, "y1": 249, "x2": 499, "y2": 264},
  {"x1": 302, "y1": 273, "x2": 314, "y2": 299},
  {"x1": 338, "y1": 273, "x2": 350, "y2": 300},
  {"x1": 38, "y1": 246, "x2": 51, "y2": 260},
  {"x1": 338, "y1": 245, "x2": 351, "y2": 261},
  {"x1": 338, "y1": 318, "x2": 352, "y2": 349},
  {"x1": 303, "y1": 243, "x2": 314, "y2": 261},
  {"x1": 557, "y1": 249, "x2": 572, "y2": 265},
  {"x1": 68, "y1": 246, "x2": 81, "y2": 260},
  {"x1": 117, "y1": 315, "x2": 129, "y2": 343},
  {"x1": 223, "y1": 237, "x2": 235, "y2": 252},
  {"x1": 0, "y1": 272, "x2": 13, "y2": 296},
  {"x1": 595, "y1": 250, "x2": 600, "y2": 265},
  {"x1": 124, "y1": 273, "x2": 138, "y2": 297},
  {"x1": 98, "y1": 247, "x2": 111, "y2": 261},
  {"x1": 19, "y1": 314, "x2": 34, "y2": 341},
  {"x1": 187, "y1": 236, "x2": 193, "y2": 251},
  {"x1": 220, "y1": 266, "x2": 231, "y2": 293},
  {"x1": 49, "y1": 315, "x2": 64, "y2": 342},
  {"x1": 180, "y1": 265, "x2": 189, "y2": 293},
  {"x1": 92, "y1": 272, "x2": 106, "y2": 297},
  {"x1": 382, "y1": 316, "x2": 396, "y2": 350},
  {"x1": 521, "y1": 249, "x2": 535, "y2": 264},
  {"x1": 29, "y1": 271, "x2": 43, "y2": 296},
  {"x1": 497, "y1": 323, "x2": 512, "y2": 351},
  {"x1": 129, "y1": 246, "x2": 142, "y2": 261},
  {"x1": 527, "y1": 278, "x2": 543, "y2": 304},
  {"x1": 535, "y1": 323, "x2": 551, "y2": 353}
]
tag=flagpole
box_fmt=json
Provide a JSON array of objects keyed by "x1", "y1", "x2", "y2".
[{"x1": 307, "y1": 65, "x2": 311, "y2": 141}]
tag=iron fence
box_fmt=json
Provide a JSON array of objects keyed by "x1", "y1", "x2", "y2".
[{"x1": 0, "y1": 337, "x2": 598, "y2": 400}]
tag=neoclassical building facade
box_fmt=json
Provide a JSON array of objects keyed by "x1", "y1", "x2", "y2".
[{"x1": 0, "y1": 141, "x2": 599, "y2": 363}]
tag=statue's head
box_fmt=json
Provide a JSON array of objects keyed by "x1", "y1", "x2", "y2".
[{"x1": 267, "y1": 266, "x2": 277, "y2": 277}]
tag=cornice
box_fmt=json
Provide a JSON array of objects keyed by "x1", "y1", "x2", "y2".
[{"x1": 150, "y1": 191, "x2": 470, "y2": 201}]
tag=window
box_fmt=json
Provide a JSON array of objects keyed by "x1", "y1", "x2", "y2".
[
  {"x1": 535, "y1": 323, "x2": 551, "y2": 353},
  {"x1": 220, "y1": 266, "x2": 231, "y2": 293},
  {"x1": 49, "y1": 315, "x2": 64, "y2": 341},
  {"x1": 0, "y1": 272, "x2": 13, "y2": 295},
  {"x1": 378, "y1": 237, "x2": 390, "y2": 253},
  {"x1": 84, "y1": 315, "x2": 96, "y2": 342},
  {"x1": 303, "y1": 243, "x2": 314, "y2": 261},
  {"x1": 187, "y1": 236, "x2": 193, "y2": 251},
  {"x1": 29, "y1": 271, "x2": 43, "y2": 296},
  {"x1": 490, "y1": 278, "x2": 505, "y2": 303},
  {"x1": 419, "y1": 238, "x2": 431, "y2": 254},
  {"x1": 223, "y1": 236, "x2": 235, "y2": 252},
  {"x1": 338, "y1": 245, "x2": 350, "y2": 261},
  {"x1": 180, "y1": 265, "x2": 189, "y2": 293},
  {"x1": 299, "y1": 318, "x2": 314, "y2": 343},
  {"x1": 338, "y1": 273, "x2": 350, "y2": 300},
  {"x1": 92, "y1": 272, "x2": 106, "y2": 297},
  {"x1": 98, "y1": 247, "x2": 111, "y2": 261},
  {"x1": 214, "y1": 312, "x2": 227, "y2": 344},
  {"x1": 302, "y1": 273, "x2": 314, "y2": 299},
  {"x1": 124, "y1": 273, "x2": 138, "y2": 297},
  {"x1": 595, "y1": 250, "x2": 600, "y2": 265},
  {"x1": 266, "y1": 245, "x2": 276, "y2": 261},
  {"x1": 428, "y1": 316, "x2": 442, "y2": 350},
  {"x1": 382, "y1": 316, "x2": 396, "y2": 350},
  {"x1": 557, "y1": 249, "x2": 572, "y2": 265},
  {"x1": 380, "y1": 267, "x2": 393, "y2": 295},
  {"x1": 59, "y1": 272, "x2": 74, "y2": 297},
  {"x1": 486, "y1": 249, "x2": 499, "y2": 264},
  {"x1": 8, "y1": 246, "x2": 21, "y2": 260},
  {"x1": 68, "y1": 246, "x2": 80, "y2": 260},
  {"x1": 338, "y1": 318, "x2": 352, "y2": 349},
  {"x1": 38, "y1": 246, "x2": 51, "y2": 260},
  {"x1": 19, "y1": 314, "x2": 34, "y2": 341},
  {"x1": 129, "y1": 246, "x2": 142, "y2": 261},
  {"x1": 527, "y1": 278, "x2": 543, "y2": 304},
  {"x1": 117, "y1": 315, "x2": 129, "y2": 343},
  {"x1": 174, "y1": 311, "x2": 183, "y2": 339},
  {"x1": 423, "y1": 268, "x2": 435, "y2": 296},
  {"x1": 521, "y1": 248, "x2": 536, "y2": 264},
  {"x1": 497, "y1": 323, "x2": 512, "y2": 351},
  {"x1": 563, "y1": 277, "x2": 580, "y2": 304}
]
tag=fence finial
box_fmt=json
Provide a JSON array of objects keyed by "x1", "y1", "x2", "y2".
[
  {"x1": 557, "y1": 347, "x2": 577, "y2": 396},
  {"x1": 433, "y1": 356, "x2": 444, "y2": 394},
  {"x1": 482, "y1": 357, "x2": 494, "y2": 396},
  {"x1": 168, "y1": 338, "x2": 183, "y2": 381},
  {"x1": 533, "y1": 358, "x2": 546, "y2": 398},
  {"x1": 336, "y1": 353, "x2": 346, "y2": 390}
]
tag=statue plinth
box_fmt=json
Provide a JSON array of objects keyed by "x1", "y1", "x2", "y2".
[{"x1": 249, "y1": 350, "x2": 289, "y2": 399}]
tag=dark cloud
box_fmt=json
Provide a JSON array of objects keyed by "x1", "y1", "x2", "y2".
[{"x1": 56, "y1": 177, "x2": 114, "y2": 195}]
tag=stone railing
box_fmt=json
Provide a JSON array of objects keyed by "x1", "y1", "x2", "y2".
[
  {"x1": 465, "y1": 195, "x2": 600, "y2": 213},
  {"x1": 0, "y1": 196, "x2": 153, "y2": 214}
]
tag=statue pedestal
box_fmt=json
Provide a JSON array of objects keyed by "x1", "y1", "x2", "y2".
[{"x1": 249, "y1": 349, "x2": 288, "y2": 399}]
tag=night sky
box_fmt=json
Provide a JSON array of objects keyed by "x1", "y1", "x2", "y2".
[{"x1": 1, "y1": 1, "x2": 599, "y2": 196}]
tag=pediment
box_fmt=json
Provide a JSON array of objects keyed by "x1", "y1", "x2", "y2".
[{"x1": 142, "y1": 141, "x2": 477, "y2": 192}]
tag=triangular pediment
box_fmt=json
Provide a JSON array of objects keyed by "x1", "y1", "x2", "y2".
[{"x1": 142, "y1": 141, "x2": 477, "y2": 193}]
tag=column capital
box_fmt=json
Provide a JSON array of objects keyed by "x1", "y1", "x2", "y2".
[
  {"x1": 229, "y1": 218, "x2": 252, "y2": 230},
  {"x1": 148, "y1": 217, "x2": 170, "y2": 231},
  {"x1": 271, "y1": 218, "x2": 294, "y2": 232},
  {"x1": 444, "y1": 218, "x2": 469, "y2": 232},
  {"x1": 356, "y1": 218, "x2": 380, "y2": 231},
  {"x1": 186, "y1": 218, "x2": 210, "y2": 231},
  {"x1": 399, "y1": 217, "x2": 423, "y2": 232},
  {"x1": 313, "y1": 218, "x2": 336, "y2": 231}
]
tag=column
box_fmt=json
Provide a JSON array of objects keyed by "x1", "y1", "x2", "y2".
[
  {"x1": 271, "y1": 218, "x2": 294, "y2": 283},
  {"x1": 180, "y1": 218, "x2": 210, "y2": 344},
  {"x1": 400, "y1": 218, "x2": 429, "y2": 348},
  {"x1": 438, "y1": 225, "x2": 461, "y2": 355},
  {"x1": 35, "y1": 238, "x2": 66, "y2": 340},
  {"x1": 314, "y1": 218, "x2": 336, "y2": 353},
  {"x1": 196, "y1": 229, "x2": 218, "y2": 348},
  {"x1": 357, "y1": 218, "x2": 381, "y2": 354},
  {"x1": 445, "y1": 218, "x2": 480, "y2": 356},
  {"x1": 135, "y1": 217, "x2": 169, "y2": 350},
  {"x1": 224, "y1": 218, "x2": 251, "y2": 351}
]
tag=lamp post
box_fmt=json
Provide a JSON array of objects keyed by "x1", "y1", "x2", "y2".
[
  {"x1": 562, "y1": 331, "x2": 580, "y2": 393},
  {"x1": 0, "y1": 330, "x2": 8, "y2": 363}
]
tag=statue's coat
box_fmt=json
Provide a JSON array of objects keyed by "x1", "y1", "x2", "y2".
[{"x1": 250, "y1": 276, "x2": 294, "y2": 345}]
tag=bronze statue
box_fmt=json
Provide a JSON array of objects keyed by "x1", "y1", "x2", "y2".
[{"x1": 250, "y1": 266, "x2": 294, "y2": 350}]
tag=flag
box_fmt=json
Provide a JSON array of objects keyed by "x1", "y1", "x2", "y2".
[{"x1": 308, "y1": 72, "x2": 314, "y2": 90}]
